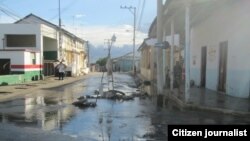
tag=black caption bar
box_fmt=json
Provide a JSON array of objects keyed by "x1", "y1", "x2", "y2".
[{"x1": 168, "y1": 125, "x2": 250, "y2": 141}]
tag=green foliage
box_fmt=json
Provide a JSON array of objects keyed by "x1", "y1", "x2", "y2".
[{"x1": 96, "y1": 57, "x2": 108, "y2": 66}]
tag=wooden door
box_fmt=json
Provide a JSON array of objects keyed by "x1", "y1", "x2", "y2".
[
  {"x1": 218, "y1": 41, "x2": 228, "y2": 92},
  {"x1": 200, "y1": 46, "x2": 207, "y2": 87}
]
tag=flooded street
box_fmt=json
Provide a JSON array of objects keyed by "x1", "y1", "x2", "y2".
[{"x1": 0, "y1": 73, "x2": 250, "y2": 141}]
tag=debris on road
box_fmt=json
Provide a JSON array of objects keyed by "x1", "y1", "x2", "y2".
[
  {"x1": 87, "y1": 90, "x2": 134, "y2": 101},
  {"x1": 86, "y1": 89, "x2": 149, "y2": 101},
  {"x1": 72, "y1": 96, "x2": 96, "y2": 108},
  {"x1": 72, "y1": 73, "x2": 150, "y2": 108}
]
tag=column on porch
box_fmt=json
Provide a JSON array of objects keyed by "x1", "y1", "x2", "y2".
[
  {"x1": 157, "y1": 0, "x2": 164, "y2": 94},
  {"x1": 185, "y1": 3, "x2": 191, "y2": 102},
  {"x1": 170, "y1": 20, "x2": 175, "y2": 92}
]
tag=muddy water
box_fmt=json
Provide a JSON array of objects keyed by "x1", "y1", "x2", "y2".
[{"x1": 0, "y1": 73, "x2": 250, "y2": 141}]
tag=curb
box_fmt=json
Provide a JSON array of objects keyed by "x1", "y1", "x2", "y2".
[
  {"x1": 167, "y1": 93, "x2": 250, "y2": 116},
  {"x1": 0, "y1": 75, "x2": 88, "y2": 102},
  {"x1": 186, "y1": 104, "x2": 250, "y2": 116}
]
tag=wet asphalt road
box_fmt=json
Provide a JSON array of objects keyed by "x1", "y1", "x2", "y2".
[{"x1": 0, "y1": 72, "x2": 250, "y2": 141}]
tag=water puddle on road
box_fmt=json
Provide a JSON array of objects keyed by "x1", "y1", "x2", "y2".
[
  {"x1": 0, "y1": 96, "x2": 162, "y2": 140},
  {"x1": 0, "y1": 74, "x2": 169, "y2": 140},
  {"x1": 1, "y1": 73, "x2": 247, "y2": 140}
]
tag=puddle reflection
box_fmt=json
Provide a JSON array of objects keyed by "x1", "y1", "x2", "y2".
[
  {"x1": 0, "y1": 80, "x2": 86, "y2": 131},
  {"x1": 0, "y1": 95, "x2": 77, "y2": 131}
]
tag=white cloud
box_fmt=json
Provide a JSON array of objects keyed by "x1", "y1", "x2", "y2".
[
  {"x1": 74, "y1": 14, "x2": 85, "y2": 18},
  {"x1": 0, "y1": 14, "x2": 148, "y2": 48},
  {"x1": 64, "y1": 24, "x2": 147, "y2": 47}
]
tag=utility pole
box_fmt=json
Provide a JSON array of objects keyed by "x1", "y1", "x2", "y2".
[
  {"x1": 170, "y1": 20, "x2": 175, "y2": 91},
  {"x1": 103, "y1": 35, "x2": 116, "y2": 91},
  {"x1": 58, "y1": 0, "x2": 62, "y2": 61},
  {"x1": 104, "y1": 39, "x2": 112, "y2": 57},
  {"x1": 87, "y1": 41, "x2": 90, "y2": 67},
  {"x1": 156, "y1": 0, "x2": 164, "y2": 94},
  {"x1": 104, "y1": 35, "x2": 116, "y2": 58},
  {"x1": 120, "y1": 5, "x2": 136, "y2": 75}
]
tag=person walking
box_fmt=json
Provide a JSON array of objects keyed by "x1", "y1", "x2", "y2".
[{"x1": 56, "y1": 61, "x2": 67, "y2": 80}]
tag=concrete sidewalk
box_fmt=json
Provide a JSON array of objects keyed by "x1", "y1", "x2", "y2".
[
  {"x1": 136, "y1": 73, "x2": 250, "y2": 116},
  {"x1": 167, "y1": 87, "x2": 250, "y2": 116},
  {"x1": 0, "y1": 74, "x2": 90, "y2": 102}
]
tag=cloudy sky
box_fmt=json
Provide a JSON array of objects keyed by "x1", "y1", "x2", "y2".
[{"x1": 0, "y1": 0, "x2": 156, "y2": 47}]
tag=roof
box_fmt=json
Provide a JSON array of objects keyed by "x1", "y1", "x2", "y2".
[
  {"x1": 162, "y1": 0, "x2": 231, "y2": 27},
  {"x1": 148, "y1": 17, "x2": 157, "y2": 38},
  {"x1": 138, "y1": 38, "x2": 157, "y2": 51},
  {"x1": 15, "y1": 13, "x2": 85, "y2": 43},
  {"x1": 112, "y1": 52, "x2": 140, "y2": 61}
]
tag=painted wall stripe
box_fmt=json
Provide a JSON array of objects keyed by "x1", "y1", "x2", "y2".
[{"x1": 11, "y1": 65, "x2": 43, "y2": 69}]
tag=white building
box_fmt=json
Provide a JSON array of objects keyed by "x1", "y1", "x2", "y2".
[
  {"x1": 15, "y1": 14, "x2": 88, "y2": 77},
  {"x1": 190, "y1": 0, "x2": 250, "y2": 98},
  {"x1": 0, "y1": 14, "x2": 88, "y2": 84},
  {"x1": 0, "y1": 24, "x2": 46, "y2": 83},
  {"x1": 159, "y1": 0, "x2": 250, "y2": 98}
]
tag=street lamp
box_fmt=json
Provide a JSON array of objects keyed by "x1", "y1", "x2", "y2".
[
  {"x1": 111, "y1": 34, "x2": 116, "y2": 43},
  {"x1": 120, "y1": 5, "x2": 136, "y2": 74},
  {"x1": 86, "y1": 41, "x2": 90, "y2": 67}
]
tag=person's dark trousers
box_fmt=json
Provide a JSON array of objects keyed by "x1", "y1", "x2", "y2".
[
  {"x1": 59, "y1": 72, "x2": 64, "y2": 80},
  {"x1": 61, "y1": 72, "x2": 64, "y2": 80},
  {"x1": 58, "y1": 72, "x2": 61, "y2": 80}
]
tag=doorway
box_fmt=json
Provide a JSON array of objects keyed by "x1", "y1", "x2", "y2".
[
  {"x1": 0, "y1": 59, "x2": 10, "y2": 75},
  {"x1": 200, "y1": 46, "x2": 207, "y2": 87},
  {"x1": 218, "y1": 41, "x2": 228, "y2": 92}
]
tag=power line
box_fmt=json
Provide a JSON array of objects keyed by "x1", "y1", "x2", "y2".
[
  {"x1": 0, "y1": 9, "x2": 18, "y2": 21},
  {"x1": 49, "y1": 0, "x2": 78, "y2": 21},
  {"x1": 0, "y1": 3, "x2": 39, "y2": 25},
  {"x1": 0, "y1": 4, "x2": 58, "y2": 36},
  {"x1": 136, "y1": 0, "x2": 141, "y2": 27},
  {"x1": 0, "y1": 5, "x2": 21, "y2": 21},
  {"x1": 137, "y1": 0, "x2": 146, "y2": 31}
]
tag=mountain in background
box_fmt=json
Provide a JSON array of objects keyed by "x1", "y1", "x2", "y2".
[{"x1": 89, "y1": 44, "x2": 140, "y2": 63}]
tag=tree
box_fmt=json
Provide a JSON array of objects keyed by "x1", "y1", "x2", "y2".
[{"x1": 96, "y1": 57, "x2": 108, "y2": 66}]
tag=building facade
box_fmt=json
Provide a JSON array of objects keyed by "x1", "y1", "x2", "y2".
[
  {"x1": 16, "y1": 14, "x2": 88, "y2": 77},
  {"x1": 138, "y1": 18, "x2": 157, "y2": 83},
  {"x1": 155, "y1": 0, "x2": 250, "y2": 98},
  {"x1": 0, "y1": 14, "x2": 87, "y2": 85},
  {"x1": 0, "y1": 24, "x2": 44, "y2": 84},
  {"x1": 112, "y1": 52, "x2": 140, "y2": 72},
  {"x1": 189, "y1": 0, "x2": 250, "y2": 98}
]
